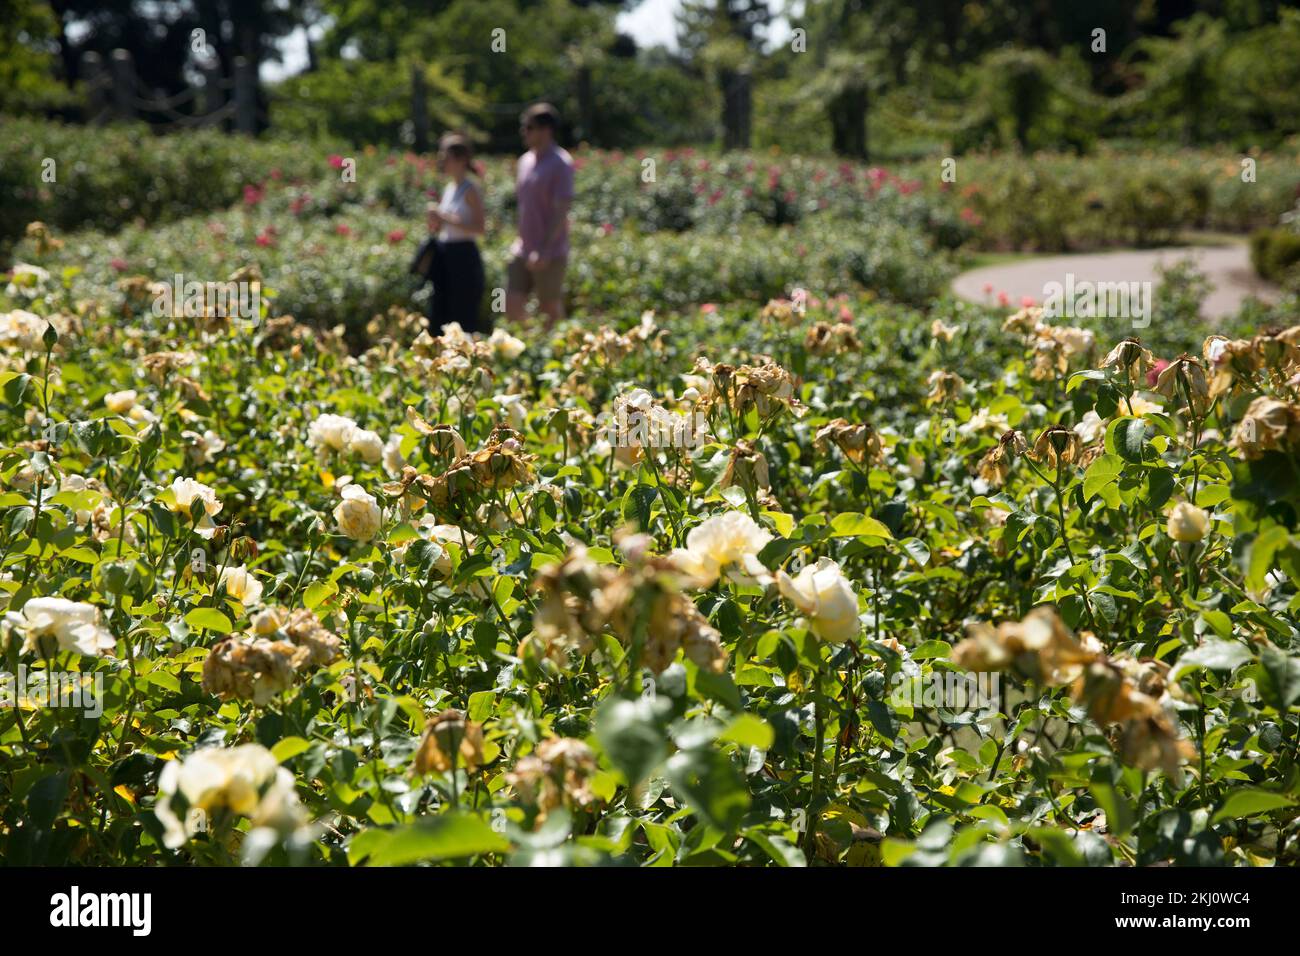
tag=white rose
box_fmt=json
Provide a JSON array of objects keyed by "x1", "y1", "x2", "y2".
[
  {"x1": 347, "y1": 428, "x2": 384, "y2": 464},
  {"x1": 489, "y1": 328, "x2": 526, "y2": 359},
  {"x1": 1073, "y1": 410, "x2": 1105, "y2": 445},
  {"x1": 104, "y1": 389, "x2": 138, "y2": 414},
  {"x1": 333, "y1": 483, "x2": 382, "y2": 541},
  {"x1": 153, "y1": 743, "x2": 305, "y2": 849},
  {"x1": 251, "y1": 606, "x2": 287, "y2": 635},
  {"x1": 1055, "y1": 326, "x2": 1095, "y2": 357},
  {"x1": 776, "y1": 557, "x2": 860, "y2": 644},
  {"x1": 1167, "y1": 502, "x2": 1209, "y2": 543},
  {"x1": 219, "y1": 564, "x2": 264, "y2": 607},
  {"x1": 671, "y1": 511, "x2": 774, "y2": 588},
  {"x1": 307, "y1": 413, "x2": 358, "y2": 454},
  {"x1": 382, "y1": 434, "x2": 406, "y2": 477},
  {"x1": 169, "y1": 476, "x2": 223, "y2": 539},
  {"x1": 493, "y1": 394, "x2": 528, "y2": 431},
  {"x1": 4, "y1": 596, "x2": 116, "y2": 656},
  {"x1": 0, "y1": 309, "x2": 50, "y2": 349}
]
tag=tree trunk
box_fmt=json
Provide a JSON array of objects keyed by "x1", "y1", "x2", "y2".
[{"x1": 829, "y1": 82, "x2": 868, "y2": 159}]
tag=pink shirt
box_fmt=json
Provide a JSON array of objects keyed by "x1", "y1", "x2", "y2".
[{"x1": 512, "y1": 145, "x2": 574, "y2": 260}]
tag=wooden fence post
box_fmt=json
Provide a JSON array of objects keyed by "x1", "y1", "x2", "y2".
[
  {"x1": 576, "y1": 64, "x2": 594, "y2": 144},
  {"x1": 234, "y1": 56, "x2": 257, "y2": 134},
  {"x1": 411, "y1": 62, "x2": 430, "y2": 153},
  {"x1": 109, "y1": 48, "x2": 135, "y2": 123},
  {"x1": 722, "y1": 68, "x2": 752, "y2": 151},
  {"x1": 200, "y1": 57, "x2": 225, "y2": 124},
  {"x1": 81, "y1": 51, "x2": 106, "y2": 123}
]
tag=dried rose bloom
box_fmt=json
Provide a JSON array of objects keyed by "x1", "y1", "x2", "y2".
[
  {"x1": 201, "y1": 636, "x2": 305, "y2": 704},
  {"x1": 1100, "y1": 337, "x2": 1155, "y2": 378},
  {"x1": 1202, "y1": 335, "x2": 1259, "y2": 399},
  {"x1": 925, "y1": 369, "x2": 965, "y2": 405},
  {"x1": 280, "y1": 607, "x2": 343, "y2": 668},
  {"x1": 523, "y1": 546, "x2": 613, "y2": 665},
  {"x1": 720, "y1": 440, "x2": 771, "y2": 495},
  {"x1": 975, "y1": 429, "x2": 1028, "y2": 487},
  {"x1": 413, "y1": 709, "x2": 485, "y2": 775},
  {"x1": 1229, "y1": 396, "x2": 1300, "y2": 459},
  {"x1": 1002, "y1": 306, "x2": 1045, "y2": 337},
  {"x1": 1030, "y1": 425, "x2": 1082, "y2": 469},
  {"x1": 805, "y1": 321, "x2": 861, "y2": 356},
  {"x1": 1153, "y1": 355, "x2": 1211, "y2": 417},
  {"x1": 506, "y1": 737, "x2": 600, "y2": 821},
  {"x1": 140, "y1": 350, "x2": 198, "y2": 385},
  {"x1": 815, "y1": 419, "x2": 884, "y2": 465},
  {"x1": 406, "y1": 406, "x2": 468, "y2": 460},
  {"x1": 952, "y1": 607, "x2": 1095, "y2": 686}
]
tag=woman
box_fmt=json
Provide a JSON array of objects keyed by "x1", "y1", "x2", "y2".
[{"x1": 425, "y1": 133, "x2": 488, "y2": 334}]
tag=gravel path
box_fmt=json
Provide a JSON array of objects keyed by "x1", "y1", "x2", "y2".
[{"x1": 951, "y1": 243, "x2": 1280, "y2": 321}]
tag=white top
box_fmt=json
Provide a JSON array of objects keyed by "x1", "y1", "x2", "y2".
[{"x1": 437, "y1": 179, "x2": 478, "y2": 242}]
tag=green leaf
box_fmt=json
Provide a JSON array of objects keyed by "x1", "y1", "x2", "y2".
[
  {"x1": 347, "y1": 813, "x2": 509, "y2": 866},
  {"x1": 1107, "y1": 417, "x2": 1149, "y2": 463},
  {"x1": 1082, "y1": 453, "x2": 1124, "y2": 504},
  {"x1": 1170, "y1": 639, "x2": 1251, "y2": 682},
  {"x1": 271, "y1": 736, "x2": 312, "y2": 762},
  {"x1": 718, "y1": 713, "x2": 774, "y2": 750},
  {"x1": 1211, "y1": 789, "x2": 1295, "y2": 825},
  {"x1": 1090, "y1": 782, "x2": 1134, "y2": 838},
  {"x1": 594, "y1": 697, "x2": 667, "y2": 786},
  {"x1": 1247, "y1": 526, "x2": 1291, "y2": 596},
  {"x1": 183, "y1": 607, "x2": 233, "y2": 634},
  {"x1": 830, "y1": 512, "x2": 892, "y2": 540},
  {"x1": 664, "y1": 748, "x2": 750, "y2": 833},
  {"x1": 467, "y1": 690, "x2": 496, "y2": 723},
  {"x1": 1259, "y1": 646, "x2": 1300, "y2": 710},
  {"x1": 303, "y1": 579, "x2": 338, "y2": 610},
  {"x1": 898, "y1": 536, "x2": 930, "y2": 566}
]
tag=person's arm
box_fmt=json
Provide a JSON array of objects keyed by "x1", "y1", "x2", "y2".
[{"x1": 426, "y1": 201, "x2": 443, "y2": 234}]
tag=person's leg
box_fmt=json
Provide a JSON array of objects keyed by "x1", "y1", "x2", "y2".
[
  {"x1": 465, "y1": 243, "x2": 489, "y2": 334},
  {"x1": 505, "y1": 254, "x2": 530, "y2": 325},
  {"x1": 538, "y1": 298, "x2": 564, "y2": 328},
  {"x1": 536, "y1": 259, "x2": 567, "y2": 329}
]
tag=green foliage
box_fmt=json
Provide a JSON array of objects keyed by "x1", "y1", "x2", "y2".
[{"x1": 271, "y1": 59, "x2": 482, "y2": 146}]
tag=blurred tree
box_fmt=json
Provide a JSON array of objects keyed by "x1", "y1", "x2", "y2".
[
  {"x1": 0, "y1": 0, "x2": 74, "y2": 115},
  {"x1": 676, "y1": 1, "x2": 772, "y2": 149},
  {"x1": 272, "y1": 57, "x2": 481, "y2": 144},
  {"x1": 1133, "y1": 13, "x2": 1229, "y2": 144},
  {"x1": 46, "y1": 0, "x2": 303, "y2": 131}
]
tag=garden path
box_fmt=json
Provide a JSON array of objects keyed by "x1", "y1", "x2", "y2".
[{"x1": 951, "y1": 242, "x2": 1280, "y2": 321}]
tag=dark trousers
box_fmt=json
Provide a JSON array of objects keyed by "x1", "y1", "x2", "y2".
[{"x1": 428, "y1": 239, "x2": 488, "y2": 335}]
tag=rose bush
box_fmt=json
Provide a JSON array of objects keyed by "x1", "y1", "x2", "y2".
[{"x1": 2, "y1": 193, "x2": 1300, "y2": 869}]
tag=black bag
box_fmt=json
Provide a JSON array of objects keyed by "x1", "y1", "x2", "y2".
[{"x1": 410, "y1": 236, "x2": 440, "y2": 280}]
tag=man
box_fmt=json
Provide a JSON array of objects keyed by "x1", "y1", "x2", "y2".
[{"x1": 506, "y1": 102, "x2": 574, "y2": 328}]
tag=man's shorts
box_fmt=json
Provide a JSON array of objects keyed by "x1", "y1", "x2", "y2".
[{"x1": 506, "y1": 255, "x2": 567, "y2": 301}]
